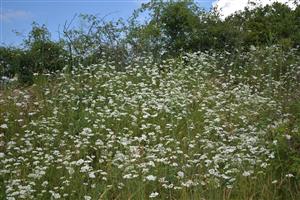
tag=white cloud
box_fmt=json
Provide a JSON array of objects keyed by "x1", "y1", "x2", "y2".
[
  {"x1": 0, "y1": 10, "x2": 32, "y2": 23},
  {"x1": 213, "y1": 0, "x2": 297, "y2": 19}
]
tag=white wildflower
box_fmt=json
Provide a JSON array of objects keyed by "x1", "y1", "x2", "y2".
[
  {"x1": 146, "y1": 175, "x2": 156, "y2": 181},
  {"x1": 286, "y1": 174, "x2": 294, "y2": 178},
  {"x1": 84, "y1": 195, "x2": 92, "y2": 200},
  {"x1": 177, "y1": 171, "x2": 184, "y2": 178},
  {"x1": 0, "y1": 152, "x2": 5, "y2": 158},
  {"x1": 0, "y1": 124, "x2": 8, "y2": 129},
  {"x1": 242, "y1": 171, "x2": 251, "y2": 177},
  {"x1": 149, "y1": 192, "x2": 159, "y2": 198},
  {"x1": 285, "y1": 134, "x2": 291, "y2": 140},
  {"x1": 89, "y1": 172, "x2": 96, "y2": 179}
]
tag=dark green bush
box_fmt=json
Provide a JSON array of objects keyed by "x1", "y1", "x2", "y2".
[
  {"x1": 17, "y1": 52, "x2": 34, "y2": 85},
  {"x1": 29, "y1": 40, "x2": 67, "y2": 73},
  {"x1": 0, "y1": 47, "x2": 22, "y2": 78}
]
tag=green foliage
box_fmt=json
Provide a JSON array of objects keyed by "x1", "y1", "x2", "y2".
[
  {"x1": 25, "y1": 22, "x2": 51, "y2": 45},
  {"x1": 227, "y1": 2, "x2": 299, "y2": 48},
  {"x1": 1, "y1": 51, "x2": 300, "y2": 199},
  {"x1": 269, "y1": 101, "x2": 300, "y2": 199},
  {"x1": 29, "y1": 40, "x2": 66, "y2": 72},
  {"x1": 127, "y1": 0, "x2": 218, "y2": 58},
  {"x1": 1, "y1": 22, "x2": 67, "y2": 85},
  {"x1": 25, "y1": 22, "x2": 67, "y2": 73},
  {"x1": 0, "y1": 47, "x2": 22, "y2": 78},
  {"x1": 1, "y1": 1, "x2": 300, "y2": 86},
  {"x1": 1, "y1": 1, "x2": 300, "y2": 199},
  {"x1": 293, "y1": 6, "x2": 300, "y2": 48},
  {"x1": 17, "y1": 52, "x2": 34, "y2": 84},
  {"x1": 159, "y1": 1, "x2": 202, "y2": 55},
  {"x1": 62, "y1": 14, "x2": 127, "y2": 68},
  {"x1": 216, "y1": 46, "x2": 300, "y2": 87},
  {"x1": 127, "y1": 1, "x2": 300, "y2": 60}
]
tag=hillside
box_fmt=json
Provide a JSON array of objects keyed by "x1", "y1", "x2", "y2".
[{"x1": 1, "y1": 50, "x2": 300, "y2": 199}]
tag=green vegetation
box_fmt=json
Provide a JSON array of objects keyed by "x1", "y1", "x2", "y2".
[
  {"x1": 1, "y1": 49, "x2": 300, "y2": 199},
  {"x1": 1, "y1": 1, "x2": 300, "y2": 83},
  {"x1": 1, "y1": 1, "x2": 300, "y2": 199}
]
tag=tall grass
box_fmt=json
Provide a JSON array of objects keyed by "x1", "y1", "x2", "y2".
[{"x1": 1, "y1": 48, "x2": 300, "y2": 199}]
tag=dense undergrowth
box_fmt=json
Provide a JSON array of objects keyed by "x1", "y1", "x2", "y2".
[{"x1": 0, "y1": 47, "x2": 300, "y2": 199}]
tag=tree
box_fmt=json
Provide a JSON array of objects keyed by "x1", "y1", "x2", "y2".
[
  {"x1": 62, "y1": 14, "x2": 128, "y2": 68},
  {"x1": 127, "y1": 0, "x2": 218, "y2": 59},
  {"x1": 0, "y1": 47, "x2": 22, "y2": 79},
  {"x1": 25, "y1": 22, "x2": 67, "y2": 73},
  {"x1": 226, "y1": 2, "x2": 298, "y2": 48}
]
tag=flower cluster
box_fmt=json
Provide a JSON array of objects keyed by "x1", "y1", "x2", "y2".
[{"x1": 1, "y1": 52, "x2": 297, "y2": 199}]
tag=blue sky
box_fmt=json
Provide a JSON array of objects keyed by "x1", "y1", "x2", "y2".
[{"x1": 0, "y1": 0, "x2": 214, "y2": 46}]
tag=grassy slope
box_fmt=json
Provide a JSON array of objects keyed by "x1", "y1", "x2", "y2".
[{"x1": 1, "y1": 52, "x2": 300, "y2": 200}]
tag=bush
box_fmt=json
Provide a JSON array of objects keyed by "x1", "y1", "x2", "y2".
[
  {"x1": 18, "y1": 52, "x2": 34, "y2": 85},
  {"x1": 0, "y1": 47, "x2": 22, "y2": 78},
  {"x1": 29, "y1": 40, "x2": 67, "y2": 73}
]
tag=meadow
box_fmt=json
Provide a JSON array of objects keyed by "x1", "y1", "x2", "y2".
[{"x1": 1, "y1": 48, "x2": 300, "y2": 199}]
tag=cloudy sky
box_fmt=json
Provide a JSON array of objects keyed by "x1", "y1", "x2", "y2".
[
  {"x1": 213, "y1": 0, "x2": 296, "y2": 19},
  {"x1": 0, "y1": 0, "x2": 296, "y2": 45}
]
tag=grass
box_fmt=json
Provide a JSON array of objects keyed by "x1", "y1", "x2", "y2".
[{"x1": 1, "y1": 50, "x2": 300, "y2": 199}]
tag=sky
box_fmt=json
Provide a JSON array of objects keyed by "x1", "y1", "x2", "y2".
[
  {"x1": 213, "y1": 0, "x2": 296, "y2": 19},
  {"x1": 0, "y1": 0, "x2": 296, "y2": 46}
]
